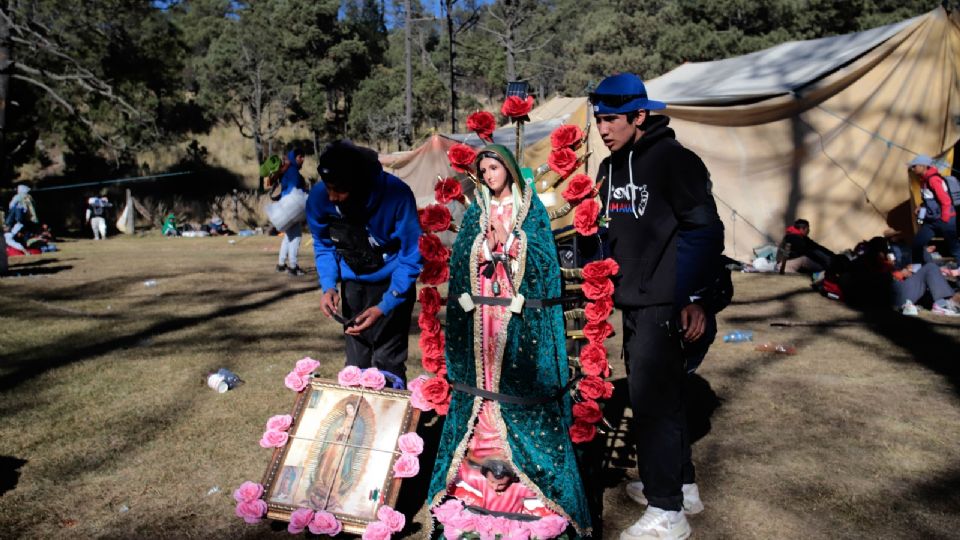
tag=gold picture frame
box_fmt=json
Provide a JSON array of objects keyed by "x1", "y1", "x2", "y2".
[{"x1": 260, "y1": 378, "x2": 421, "y2": 534}]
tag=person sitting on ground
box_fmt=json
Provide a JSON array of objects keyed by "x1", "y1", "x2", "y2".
[
  {"x1": 203, "y1": 216, "x2": 232, "y2": 236},
  {"x1": 779, "y1": 219, "x2": 836, "y2": 273},
  {"x1": 892, "y1": 261, "x2": 960, "y2": 316}
]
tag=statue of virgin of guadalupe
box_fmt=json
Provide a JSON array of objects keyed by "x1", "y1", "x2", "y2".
[{"x1": 426, "y1": 144, "x2": 591, "y2": 538}]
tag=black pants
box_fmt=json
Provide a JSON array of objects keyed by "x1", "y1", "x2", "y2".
[
  {"x1": 622, "y1": 304, "x2": 690, "y2": 512},
  {"x1": 341, "y1": 279, "x2": 415, "y2": 384}
]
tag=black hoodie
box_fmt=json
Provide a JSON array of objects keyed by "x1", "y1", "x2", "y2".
[{"x1": 597, "y1": 115, "x2": 724, "y2": 309}]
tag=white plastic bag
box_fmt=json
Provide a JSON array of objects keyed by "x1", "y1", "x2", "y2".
[{"x1": 265, "y1": 189, "x2": 308, "y2": 231}]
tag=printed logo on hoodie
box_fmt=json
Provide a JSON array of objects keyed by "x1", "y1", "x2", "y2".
[{"x1": 608, "y1": 182, "x2": 649, "y2": 218}]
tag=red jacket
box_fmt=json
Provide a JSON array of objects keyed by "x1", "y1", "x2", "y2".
[{"x1": 921, "y1": 166, "x2": 955, "y2": 222}]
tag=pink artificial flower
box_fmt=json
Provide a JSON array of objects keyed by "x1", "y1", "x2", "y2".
[
  {"x1": 397, "y1": 432, "x2": 424, "y2": 456},
  {"x1": 527, "y1": 515, "x2": 568, "y2": 539},
  {"x1": 284, "y1": 371, "x2": 309, "y2": 392},
  {"x1": 443, "y1": 528, "x2": 463, "y2": 540},
  {"x1": 288, "y1": 508, "x2": 315, "y2": 534},
  {"x1": 360, "y1": 368, "x2": 387, "y2": 390},
  {"x1": 233, "y1": 481, "x2": 264, "y2": 503},
  {"x1": 294, "y1": 357, "x2": 320, "y2": 376},
  {"x1": 474, "y1": 514, "x2": 500, "y2": 538},
  {"x1": 432, "y1": 498, "x2": 465, "y2": 524},
  {"x1": 259, "y1": 429, "x2": 289, "y2": 449},
  {"x1": 309, "y1": 511, "x2": 342, "y2": 536},
  {"x1": 392, "y1": 454, "x2": 420, "y2": 478},
  {"x1": 235, "y1": 499, "x2": 268, "y2": 524},
  {"x1": 362, "y1": 521, "x2": 393, "y2": 540},
  {"x1": 408, "y1": 375, "x2": 434, "y2": 412},
  {"x1": 338, "y1": 365, "x2": 363, "y2": 387},
  {"x1": 448, "y1": 510, "x2": 477, "y2": 533},
  {"x1": 376, "y1": 505, "x2": 406, "y2": 533},
  {"x1": 265, "y1": 414, "x2": 293, "y2": 432},
  {"x1": 503, "y1": 526, "x2": 532, "y2": 540}
]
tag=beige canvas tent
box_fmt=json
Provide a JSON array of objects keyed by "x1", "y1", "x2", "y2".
[
  {"x1": 391, "y1": 7, "x2": 960, "y2": 259},
  {"x1": 643, "y1": 7, "x2": 960, "y2": 260}
]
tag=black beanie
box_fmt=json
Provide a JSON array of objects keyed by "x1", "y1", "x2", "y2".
[{"x1": 317, "y1": 140, "x2": 382, "y2": 192}]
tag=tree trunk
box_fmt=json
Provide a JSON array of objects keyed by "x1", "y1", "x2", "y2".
[
  {"x1": 403, "y1": 0, "x2": 413, "y2": 148},
  {"x1": 445, "y1": 0, "x2": 457, "y2": 133},
  {"x1": 504, "y1": 24, "x2": 516, "y2": 82},
  {"x1": 0, "y1": 6, "x2": 11, "y2": 188}
]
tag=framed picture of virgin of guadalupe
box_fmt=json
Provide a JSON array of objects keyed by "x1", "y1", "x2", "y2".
[{"x1": 259, "y1": 379, "x2": 420, "y2": 534}]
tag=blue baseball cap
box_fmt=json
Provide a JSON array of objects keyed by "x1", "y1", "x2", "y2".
[
  {"x1": 906, "y1": 154, "x2": 934, "y2": 168},
  {"x1": 590, "y1": 73, "x2": 666, "y2": 114}
]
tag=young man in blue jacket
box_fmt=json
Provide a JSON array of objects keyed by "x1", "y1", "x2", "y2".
[
  {"x1": 306, "y1": 141, "x2": 422, "y2": 383},
  {"x1": 590, "y1": 73, "x2": 725, "y2": 540}
]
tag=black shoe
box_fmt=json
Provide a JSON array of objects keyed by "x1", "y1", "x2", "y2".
[
  {"x1": 287, "y1": 266, "x2": 305, "y2": 276},
  {"x1": 276, "y1": 264, "x2": 286, "y2": 273}
]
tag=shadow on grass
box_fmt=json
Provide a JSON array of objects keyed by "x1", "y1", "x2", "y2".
[
  {"x1": 0, "y1": 283, "x2": 317, "y2": 393},
  {"x1": 0, "y1": 456, "x2": 27, "y2": 496}
]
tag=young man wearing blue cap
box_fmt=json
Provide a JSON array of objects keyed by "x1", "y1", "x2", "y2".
[
  {"x1": 908, "y1": 154, "x2": 960, "y2": 263},
  {"x1": 589, "y1": 73, "x2": 725, "y2": 540}
]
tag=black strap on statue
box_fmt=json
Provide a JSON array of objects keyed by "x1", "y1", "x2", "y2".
[
  {"x1": 469, "y1": 294, "x2": 581, "y2": 309},
  {"x1": 451, "y1": 376, "x2": 581, "y2": 406}
]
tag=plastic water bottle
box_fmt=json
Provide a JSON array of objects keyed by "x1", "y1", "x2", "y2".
[
  {"x1": 723, "y1": 330, "x2": 753, "y2": 343},
  {"x1": 143, "y1": 279, "x2": 158, "y2": 288}
]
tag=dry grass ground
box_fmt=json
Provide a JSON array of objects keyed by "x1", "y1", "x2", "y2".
[{"x1": 1, "y1": 235, "x2": 958, "y2": 539}]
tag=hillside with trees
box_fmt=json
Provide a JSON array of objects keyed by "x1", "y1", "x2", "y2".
[{"x1": 0, "y1": 0, "x2": 941, "y2": 190}]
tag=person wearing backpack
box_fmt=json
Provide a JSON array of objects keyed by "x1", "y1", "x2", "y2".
[{"x1": 909, "y1": 155, "x2": 960, "y2": 263}]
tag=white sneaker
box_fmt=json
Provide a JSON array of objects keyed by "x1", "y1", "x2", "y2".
[
  {"x1": 626, "y1": 480, "x2": 648, "y2": 505},
  {"x1": 620, "y1": 506, "x2": 691, "y2": 540},
  {"x1": 901, "y1": 300, "x2": 919, "y2": 316},
  {"x1": 681, "y1": 483, "x2": 704, "y2": 515},
  {"x1": 626, "y1": 481, "x2": 704, "y2": 515},
  {"x1": 932, "y1": 302, "x2": 960, "y2": 316}
]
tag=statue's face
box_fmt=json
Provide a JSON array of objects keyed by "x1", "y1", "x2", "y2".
[
  {"x1": 483, "y1": 471, "x2": 514, "y2": 492},
  {"x1": 479, "y1": 157, "x2": 510, "y2": 195}
]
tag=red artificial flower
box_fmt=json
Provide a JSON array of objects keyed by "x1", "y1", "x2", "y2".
[
  {"x1": 582, "y1": 258, "x2": 620, "y2": 282},
  {"x1": 569, "y1": 420, "x2": 597, "y2": 444},
  {"x1": 421, "y1": 376, "x2": 451, "y2": 415},
  {"x1": 583, "y1": 320, "x2": 614, "y2": 345},
  {"x1": 419, "y1": 233, "x2": 451, "y2": 264},
  {"x1": 572, "y1": 399, "x2": 603, "y2": 424},
  {"x1": 418, "y1": 311, "x2": 441, "y2": 336},
  {"x1": 579, "y1": 375, "x2": 614, "y2": 400},
  {"x1": 500, "y1": 95, "x2": 534, "y2": 119},
  {"x1": 581, "y1": 276, "x2": 613, "y2": 300},
  {"x1": 448, "y1": 144, "x2": 478, "y2": 173},
  {"x1": 435, "y1": 177, "x2": 464, "y2": 205},
  {"x1": 418, "y1": 286, "x2": 442, "y2": 315},
  {"x1": 418, "y1": 330, "x2": 445, "y2": 358},
  {"x1": 420, "y1": 260, "x2": 450, "y2": 286},
  {"x1": 466, "y1": 111, "x2": 496, "y2": 142},
  {"x1": 574, "y1": 199, "x2": 601, "y2": 236},
  {"x1": 548, "y1": 148, "x2": 579, "y2": 178},
  {"x1": 421, "y1": 353, "x2": 446, "y2": 376},
  {"x1": 579, "y1": 342, "x2": 610, "y2": 377},
  {"x1": 585, "y1": 296, "x2": 614, "y2": 322},
  {"x1": 551, "y1": 125, "x2": 584, "y2": 150},
  {"x1": 561, "y1": 174, "x2": 595, "y2": 205},
  {"x1": 419, "y1": 204, "x2": 452, "y2": 233}
]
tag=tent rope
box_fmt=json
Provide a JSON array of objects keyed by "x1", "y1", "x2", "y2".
[{"x1": 814, "y1": 103, "x2": 959, "y2": 175}]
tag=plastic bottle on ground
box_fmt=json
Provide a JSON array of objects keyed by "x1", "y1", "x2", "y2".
[
  {"x1": 723, "y1": 330, "x2": 753, "y2": 343},
  {"x1": 754, "y1": 342, "x2": 798, "y2": 355}
]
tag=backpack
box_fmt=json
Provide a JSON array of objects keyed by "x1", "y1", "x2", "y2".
[{"x1": 943, "y1": 175, "x2": 960, "y2": 207}]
